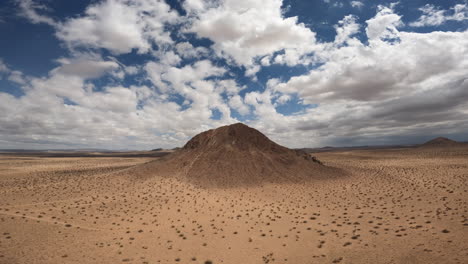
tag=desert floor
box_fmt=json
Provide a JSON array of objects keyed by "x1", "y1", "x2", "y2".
[{"x1": 0, "y1": 148, "x2": 467, "y2": 264}]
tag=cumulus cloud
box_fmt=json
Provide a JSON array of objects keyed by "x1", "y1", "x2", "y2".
[
  {"x1": 7, "y1": 71, "x2": 27, "y2": 85},
  {"x1": 264, "y1": 6, "x2": 468, "y2": 147},
  {"x1": 124, "y1": 65, "x2": 140, "y2": 75},
  {"x1": 365, "y1": 5, "x2": 403, "y2": 41},
  {"x1": 3, "y1": 1, "x2": 468, "y2": 149},
  {"x1": 350, "y1": 1, "x2": 364, "y2": 9},
  {"x1": 16, "y1": 0, "x2": 56, "y2": 26},
  {"x1": 323, "y1": 0, "x2": 344, "y2": 8},
  {"x1": 145, "y1": 59, "x2": 239, "y2": 125},
  {"x1": 175, "y1": 42, "x2": 209, "y2": 59},
  {"x1": 410, "y1": 3, "x2": 467, "y2": 27},
  {"x1": 145, "y1": 59, "x2": 226, "y2": 92},
  {"x1": 56, "y1": 0, "x2": 179, "y2": 54},
  {"x1": 185, "y1": 0, "x2": 317, "y2": 68},
  {"x1": 228, "y1": 95, "x2": 250, "y2": 115},
  {"x1": 0, "y1": 59, "x2": 28, "y2": 85},
  {"x1": 0, "y1": 59, "x2": 9, "y2": 73},
  {"x1": 54, "y1": 59, "x2": 119, "y2": 79},
  {"x1": 0, "y1": 59, "x2": 237, "y2": 149},
  {"x1": 334, "y1": 15, "x2": 360, "y2": 45}
]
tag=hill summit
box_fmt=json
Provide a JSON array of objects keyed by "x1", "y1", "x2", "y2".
[
  {"x1": 184, "y1": 123, "x2": 300, "y2": 153},
  {"x1": 131, "y1": 123, "x2": 341, "y2": 187},
  {"x1": 421, "y1": 137, "x2": 460, "y2": 148}
]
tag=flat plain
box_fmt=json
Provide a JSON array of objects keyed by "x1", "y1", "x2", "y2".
[{"x1": 0, "y1": 146, "x2": 467, "y2": 263}]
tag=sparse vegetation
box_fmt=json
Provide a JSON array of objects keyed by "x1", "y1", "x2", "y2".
[{"x1": 0, "y1": 128, "x2": 466, "y2": 263}]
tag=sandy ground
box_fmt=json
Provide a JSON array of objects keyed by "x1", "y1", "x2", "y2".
[{"x1": 0, "y1": 147, "x2": 467, "y2": 264}]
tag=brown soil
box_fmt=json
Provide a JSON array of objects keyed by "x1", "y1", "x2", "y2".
[
  {"x1": 420, "y1": 137, "x2": 464, "y2": 148},
  {"x1": 127, "y1": 123, "x2": 341, "y2": 187}
]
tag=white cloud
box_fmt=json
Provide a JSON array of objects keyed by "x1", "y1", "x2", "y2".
[
  {"x1": 0, "y1": 59, "x2": 9, "y2": 73},
  {"x1": 228, "y1": 95, "x2": 250, "y2": 115},
  {"x1": 276, "y1": 94, "x2": 291, "y2": 105},
  {"x1": 7, "y1": 71, "x2": 27, "y2": 85},
  {"x1": 275, "y1": 27, "x2": 468, "y2": 104},
  {"x1": 16, "y1": 0, "x2": 56, "y2": 26},
  {"x1": 0, "y1": 59, "x2": 239, "y2": 149},
  {"x1": 259, "y1": 7, "x2": 468, "y2": 147},
  {"x1": 175, "y1": 42, "x2": 209, "y2": 59},
  {"x1": 334, "y1": 15, "x2": 360, "y2": 45},
  {"x1": 4, "y1": 1, "x2": 468, "y2": 149},
  {"x1": 56, "y1": 0, "x2": 179, "y2": 54},
  {"x1": 54, "y1": 59, "x2": 119, "y2": 79},
  {"x1": 0, "y1": 59, "x2": 28, "y2": 85},
  {"x1": 410, "y1": 3, "x2": 468, "y2": 27},
  {"x1": 146, "y1": 59, "x2": 226, "y2": 93},
  {"x1": 186, "y1": 0, "x2": 317, "y2": 68},
  {"x1": 216, "y1": 79, "x2": 246, "y2": 95},
  {"x1": 124, "y1": 65, "x2": 140, "y2": 75},
  {"x1": 153, "y1": 50, "x2": 182, "y2": 66},
  {"x1": 365, "y1": 5, "x2": 403, "y2": 41},
  {"x1": 323, "y1": 0, "x2": 344, "y2": 8},
  {"x1": 350, "y1": 1, "x2": 364, "y2": 9},
  {"x1": 143, "y1": 59, "x2": 242, "y2": 129},
  {"x1": 183, "y1": 0, "x2": 211, "y2": 13}
]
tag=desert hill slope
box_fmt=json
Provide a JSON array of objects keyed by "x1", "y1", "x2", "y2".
[
  {"x1": 420, "y1": 137, "x2": 462, "y2": 148},
  {"x1": 129, "y1": 123, "x2": 342, "y2": 187}
]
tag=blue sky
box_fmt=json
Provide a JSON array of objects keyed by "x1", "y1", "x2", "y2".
[{"x1": 0, "y1": 0, "x2": 467, "y2": 150}]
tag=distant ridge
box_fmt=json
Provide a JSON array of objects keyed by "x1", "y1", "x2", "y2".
[{"x1": 128, "y1": 123, "x2": 342, "y2": 187}]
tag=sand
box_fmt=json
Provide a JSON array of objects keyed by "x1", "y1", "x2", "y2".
[{"x1": 1, "y1": 145, "x2": 467, "y2": 264}]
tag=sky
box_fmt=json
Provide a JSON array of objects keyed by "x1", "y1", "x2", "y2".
[{"x1": 0, "y1": 0, "x2": 467, "y2": 150}]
